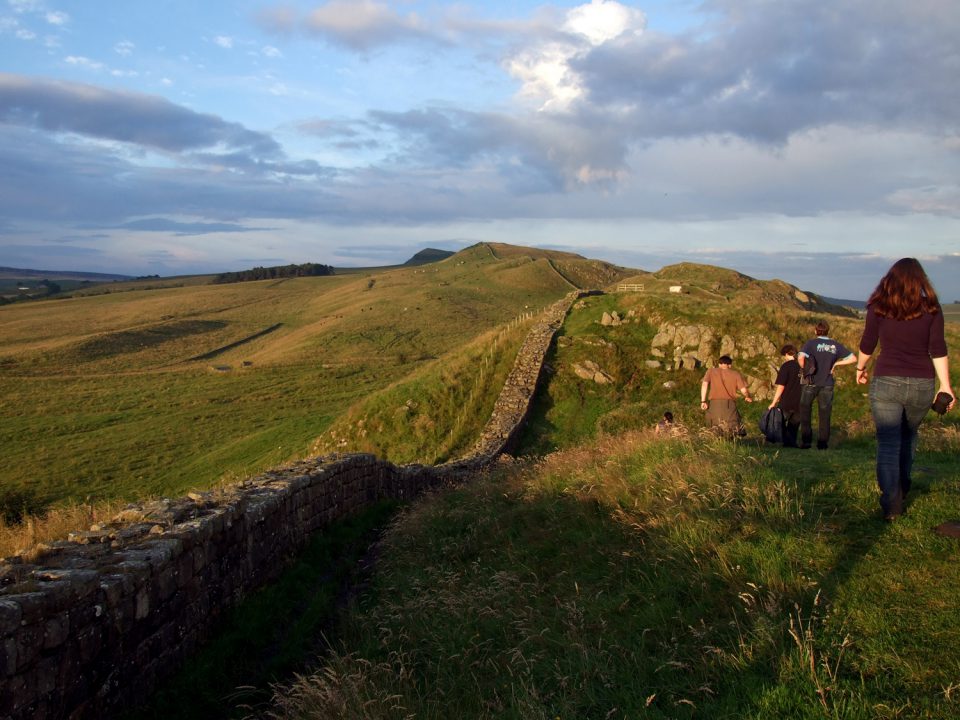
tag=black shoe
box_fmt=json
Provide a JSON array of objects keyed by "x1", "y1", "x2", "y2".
[{"x1": 816, "y1": 441, "x2": 828, "y2": 450}]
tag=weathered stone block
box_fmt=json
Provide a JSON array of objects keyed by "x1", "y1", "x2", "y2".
[
  {"x1": 1, "y1": 635, "x2": 18, "y2": 676},
  {"x1": 14, "y1": 622, "x2": 43, "y2": 672},
  {"x1": 43, "y1": 613, "x2": 70, "y2": 650},
  {"x1": 0, "y1": 599, "x2": 22, "y2": 635}
]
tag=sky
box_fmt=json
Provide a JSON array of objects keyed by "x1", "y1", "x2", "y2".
[{"x1": 1, "y1": 0, "x2": 958, "y2": 302}]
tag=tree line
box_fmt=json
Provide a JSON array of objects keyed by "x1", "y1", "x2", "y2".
[{"x1": 213, "y1": 263, "x2": 335, "y2": 284}]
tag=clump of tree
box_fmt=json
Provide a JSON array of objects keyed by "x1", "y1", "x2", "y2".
[{"x1": 214, "y1": 263, "x2": 334, "y2": 284}]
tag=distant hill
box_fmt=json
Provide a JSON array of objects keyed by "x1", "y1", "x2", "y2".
[
  {"x1": 821, "y1": 295, "x2": 866, "y2": 310},
  {"x1": 635, "y1": 261, "x2": 860, "y2": 317},
  {"x1": 0, "y1": 266, "x2": 132, "y2": 282},
  {"x1": 403, "y1": 248, "x2": 455, "y2": 266}
]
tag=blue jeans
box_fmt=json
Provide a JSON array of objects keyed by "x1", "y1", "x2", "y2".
[
  {"x1": 869, "y1": 376, "x2": 935, "y2": 517},
  {"x1": 799, "y1": 384, "x2": 834, "y2": 447}
]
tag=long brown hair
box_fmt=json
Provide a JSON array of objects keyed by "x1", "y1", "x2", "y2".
[{"x1": 867, "y1": 258, "x2": 940, "y2": 320}]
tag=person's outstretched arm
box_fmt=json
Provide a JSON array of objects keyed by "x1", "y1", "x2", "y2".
[{"x1": 834, "y1": 352, "x2": 857, "y2": 367}]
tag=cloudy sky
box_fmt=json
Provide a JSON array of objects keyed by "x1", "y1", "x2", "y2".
[{"x1": 1, "y1": 0, "x2": 958, "y2": 301}]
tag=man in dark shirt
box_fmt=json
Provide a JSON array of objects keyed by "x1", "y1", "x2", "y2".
[
  {"x1": 798, "y1": 321, "x2": 857, "y2": 449},
  {"x1": 769, "y1": 344, "x2": 802, "y2": 447}
]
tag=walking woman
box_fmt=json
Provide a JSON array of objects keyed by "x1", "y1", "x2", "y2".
[{"x1": 856, "y1": 258, "x2": 955, "y2": 520}]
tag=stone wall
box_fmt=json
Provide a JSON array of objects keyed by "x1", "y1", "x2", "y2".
[{"x1": 0, "y1": 290, "x2": 586, "y2": 720}]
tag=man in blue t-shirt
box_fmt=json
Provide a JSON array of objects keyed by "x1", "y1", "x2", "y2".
[{"x1": 798, "y1": 321, "x2": 857, "y2": 449}]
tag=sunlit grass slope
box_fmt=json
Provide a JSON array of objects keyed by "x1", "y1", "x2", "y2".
[
  {"x1": 312, "y1": 317, "x2": 537, "y2": 465},
  {"x1": 517, "y1": 275, "x2": 956, "y2": 455},
  {"x1": 0, "y1": 243, "x2": 577, "y2": 516}
]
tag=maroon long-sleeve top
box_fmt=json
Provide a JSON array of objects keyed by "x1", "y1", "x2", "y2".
[{"x1": 859, "y1": 305, "x2": 948, "y2": 378}]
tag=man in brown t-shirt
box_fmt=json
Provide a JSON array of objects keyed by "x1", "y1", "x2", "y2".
[{"x1": 700, "y1": 355, "x2": 753, "y2": 435}]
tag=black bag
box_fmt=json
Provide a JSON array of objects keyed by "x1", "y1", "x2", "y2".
[
  {"x1": 759, "y1": 407, "x2": 784, "y2": 443},
  {"x1": 800, "y1": 357, "x2": 817, "y2": 386}
]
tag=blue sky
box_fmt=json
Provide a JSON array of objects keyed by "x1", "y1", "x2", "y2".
[{"x1": 1, "y1": 0, "x2": 958, "y2": 301}]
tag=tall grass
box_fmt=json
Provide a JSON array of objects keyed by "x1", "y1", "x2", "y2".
[
  {"x1": 264, "y1": 425, "x2": 960, "y2": 719},
  {"x1": 0, "y1": 497, "x2": 125, "y2": 559}
]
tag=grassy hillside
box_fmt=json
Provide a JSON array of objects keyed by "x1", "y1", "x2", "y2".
[
  {"x1": 267, "y1": 426, "x2": 960, "y2": 719},
  {"x1": 311, "y1": 317, "x2": 537, "y2": 464},
  {"x1": 127, "y1": 258, "x2": 960, "y2": 720},
  {"x1": 517, "y1": 281, "x2": 888, "y2": 456},
  {"x1": 0, "y1": 243, "x2": 577, "y2": 517},
  {"x1": 257, "y1": 276, "x2": 960, "y2": 719}
]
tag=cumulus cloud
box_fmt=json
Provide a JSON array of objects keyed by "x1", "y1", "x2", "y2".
[
  {"x1": 114, "y1": 40, "x2": 134, "y2": 56},
  {"x1": 571, "y1": 0, "x2": 960, "y2": 143},
  {"x1": 64, "y1": 55, "x2": 104, "y2": 70},
  {"x1": 504, "y1": 2, "x2": 645, "y2": 112},
  {"x1": 366, "y1": 106, "x2": 629, "y2": 192},
  {"x1": 213, "y1": 35, "x2": 234, "y2": 49},
  {"x1": 259, "y1": 0, "x2": 432, "y2": 51}
]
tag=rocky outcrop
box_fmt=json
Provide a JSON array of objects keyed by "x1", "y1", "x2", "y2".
[
  {"x1": 648, "y1": 322, "x2": 779, "y2": 399},
  {"x1": 0, "y1": 289, "x2": 591, "y2": 720},
  {"x1": 651, "y1": 322, "x2": 717, "y2": 370},
  {"x1": 571, "y1": 360, "x2": 614, "y2": 384}
]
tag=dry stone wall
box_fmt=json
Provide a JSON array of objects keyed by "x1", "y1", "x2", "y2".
[{"x1": 0, "y1": 290, "x2": 587, "y2": 720}]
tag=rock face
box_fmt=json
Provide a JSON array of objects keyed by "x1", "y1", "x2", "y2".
[
  {"x1": 0, "y1": 289, "x2": 592, "y2": 720},
  {"x1": 649, "y1": 321, "x2": 777, "y2": 399},
  {"x1": 651, "y1": 322, "x2": 717, "y2": 370}
]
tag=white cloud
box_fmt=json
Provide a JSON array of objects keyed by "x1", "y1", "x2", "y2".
[
  {"x1": 309, "y1": 1, "x2": 419, "y2": 35},
  {"x1": 15, "y1": 27, "x2": 35, "y2": 40},
  {"x1": 213, "y1": 35, "x2": 234, "y2": 49},
  {"x1": 296, "y1": 0, "x2": 429, "y2": 50},
  {"x1": 45, "y1": 10, "x2": 67, "y2": 25},
  {"x1": 8, "y1": 0, "x2": 43, "y2": 12},
  {"x1": 64, "y1": 55, "x2": 104, "y2": 71},
  {"x1": 262, "y1": 45, "x2": 282, "y2": 58},
  {"x1": 504, "y1": 0, "x2": 645, "y2": 112},
  {"x1": 114, "y1": 40, "x2": 135, "y2": 56},
  {"x1": 563, "y1": 0, "x2": 644, "y2": 46}
]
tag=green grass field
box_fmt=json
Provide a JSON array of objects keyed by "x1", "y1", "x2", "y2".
[
  {"x1": 0, "y1": 244, "x2": 580, "y2": 515},
  {"x1": 5, "y1": 247, "x2": 960, "y2": 718}
]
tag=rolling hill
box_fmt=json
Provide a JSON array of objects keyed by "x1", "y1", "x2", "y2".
[{"x1": 4, "y1": 242, "x2": 960, "y2": 720}]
